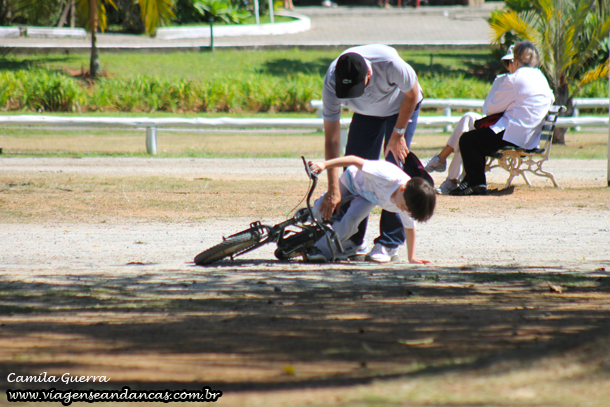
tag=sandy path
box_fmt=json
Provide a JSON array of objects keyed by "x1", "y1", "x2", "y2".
[{"x1": 1, "y1": 158, "x2": 608, "y2": 276}]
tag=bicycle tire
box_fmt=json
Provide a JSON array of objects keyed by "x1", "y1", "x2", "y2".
[{"x1": 194, "y1": 229, "x2": 262, "y2": 265}]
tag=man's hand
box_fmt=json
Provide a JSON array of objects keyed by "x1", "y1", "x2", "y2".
[
  {"x1": 384, "y1": 131, "x2": 409, "y2": 164},
  {"x1": 319, "y1": 187, "x2": 341, "y2": 221}
]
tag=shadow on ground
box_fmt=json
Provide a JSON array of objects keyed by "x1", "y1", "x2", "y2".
[{"x1": 0, "y1": 265, "x2": 609, "y2": 393}]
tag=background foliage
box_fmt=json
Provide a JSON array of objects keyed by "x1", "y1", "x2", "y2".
[
  {"x1": 0, "y1": 49, "x2": 606, "y2": 114},
  {"x1": 1, "y1": 0, "x2": 260, "y2": 32}
]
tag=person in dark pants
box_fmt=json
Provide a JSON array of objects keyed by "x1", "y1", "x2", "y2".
[
  {"x1": 320, "y1": 44, "x2": 423, "y2": 263},
  {"x1": 450, "y1": 41, "x2": 554, "y2": 196}
]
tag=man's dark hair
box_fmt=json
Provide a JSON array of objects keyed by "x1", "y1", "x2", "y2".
[{"x1": 404, "y1": 177, "x2": 436, "y2": 222}]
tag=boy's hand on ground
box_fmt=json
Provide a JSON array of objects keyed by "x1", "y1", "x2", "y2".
[
  {"x1": 308, "y1": 161, "x2": 325, "y2": 174},
  {"x1": 409, "y1": 258, "x2": 431, "y2": 264}
]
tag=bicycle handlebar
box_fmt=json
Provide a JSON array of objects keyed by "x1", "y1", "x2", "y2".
[
  {"x1": 301, "y1": 156, "x2": 318, "y2": 181},
  {"x1": 301, "y1": 156, "x2": 318, "y2": 221}
]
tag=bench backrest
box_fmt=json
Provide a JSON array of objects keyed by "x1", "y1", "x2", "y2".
[
  {"x1": 538, "y1": 105, "x2": 567, "y2": 158},
  {"x1": 541, "y1": 105, "x2": 567, "y2": 141}
]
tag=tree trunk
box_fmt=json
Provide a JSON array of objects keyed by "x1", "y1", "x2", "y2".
[
  {"x1": 209, "y1": 18, "x2": 214, "y2": 52},
  {"x1": 89, "y1": 0, "x2": 100, "y2": 78},
  {"x1": 57, "y1": 0, "x2": 70, "y2": 28},
  {"x1": 0, "y1": 0, "x2": 11, "y2": 26},
  {"x1": 70, "y1": 0, "x2": 76, "y2": 28},
  {"x1": 552, "y1": 84, "x2": 571, "y2": 145}
]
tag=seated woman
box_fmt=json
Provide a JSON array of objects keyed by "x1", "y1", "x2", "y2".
[
  {"x1": 448, "y1": 41, "x2": 554, "y2": 196},
  {"x1": 424, "y1": 46, "x2": 515, "y2": 194}
]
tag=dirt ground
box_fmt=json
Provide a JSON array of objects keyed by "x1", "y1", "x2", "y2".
[{"x1": 1, "y1": 157, "x2": 609, "y2": 406}]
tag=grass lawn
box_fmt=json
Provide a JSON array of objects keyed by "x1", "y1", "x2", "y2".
[
  {"x1": 0, "y1": 49, "x2": 499, "y2": 81},
  {"x1": 0, "y1": 49, "x2": 606, "y2": 155},
  {"x1": 1, "y1": 49, "x2": 606, "y2": 114},
  {"x1": 0, "y1": 126, "x2": 606, "y2": 159}
]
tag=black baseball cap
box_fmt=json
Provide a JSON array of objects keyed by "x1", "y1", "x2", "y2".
[{"x1": 335, "y1": 53, "x2": 367, "y2": 99}]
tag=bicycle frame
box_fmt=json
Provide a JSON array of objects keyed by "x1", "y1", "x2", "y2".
[{"x1": 210, "y1": 157, "x2": 343, "y2": 262}]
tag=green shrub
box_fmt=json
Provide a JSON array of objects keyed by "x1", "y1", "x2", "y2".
[
  {"x1": 419, "y1": 73, "x2": 491, "y2": 99},
  {"x1": 0, "y1": 72, "x2": 24, "y2": 110},
  {"x1": 0, "y1": 68, "x2": 606, "y2": 114},
  {"x1": 0, "y1": 70, "x2": 84, "y2": 111},
  {"x1": 580, "y1": 80, "x2": 609, "y2": 99}
]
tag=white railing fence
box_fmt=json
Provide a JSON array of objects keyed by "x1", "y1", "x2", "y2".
[
  {"x1": 0, "y1": 97, "x2": 607, "y2": 155},
  {"x1": 310, "y1": 98, "x2": 609, "y2": 132}
]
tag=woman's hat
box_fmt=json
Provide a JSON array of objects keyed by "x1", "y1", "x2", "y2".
[{"x1": 501, "y1": 45, "x2": 514, "y2": 61}]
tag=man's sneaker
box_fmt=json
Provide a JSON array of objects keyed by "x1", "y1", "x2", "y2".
[
  {"x1": 305, "y1": 247, "x2": 328, "y2": 263},
  {"x1": 435, "y1": 178, "x2": 458, "y2": 195},
  {"x1": 449, "y1": 184, "x2": 488, "y2": 196},
  {"x1": 339, "y1": 241, "x2": 369, "y2": 261},
  {"x1": 366, "y1": 243, "x2": 399, "y2": 263},
  {"x1": 448, "y1": 181, "x2": 468, "y2": 194},
  {"x1": 423, "y1": 154, "x2": 447, "y2": 173}
]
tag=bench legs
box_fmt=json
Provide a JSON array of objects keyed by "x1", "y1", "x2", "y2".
[{"x1": 486, "y1": 151, "x2": 560, "y2": 189}]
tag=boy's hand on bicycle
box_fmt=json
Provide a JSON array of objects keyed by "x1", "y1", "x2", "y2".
[{"x1": 308, "y1": 161, "x2": 326, "y2": 174}]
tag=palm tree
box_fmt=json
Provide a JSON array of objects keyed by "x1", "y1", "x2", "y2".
[
  {"x1": 489, "y1": 0, "x2": 609, "y2": 143},
  {"x1": 76, "y1": 0, "x2": 174, "y2": 78},
  {"x1": 194, "y1": 0, "x2": 230, "y2": 52},
  {"x1": 137, "y1": 0, "x2": 176, "y2": 36}
]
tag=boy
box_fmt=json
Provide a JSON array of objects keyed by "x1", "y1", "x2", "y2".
[{"x1": 308, "y1": 155, "x2": 436, "y2": 263}]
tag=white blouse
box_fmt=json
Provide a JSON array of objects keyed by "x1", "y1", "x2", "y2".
[{"x1": 483, "y1": 67, "x2": 554, "y2": 150}]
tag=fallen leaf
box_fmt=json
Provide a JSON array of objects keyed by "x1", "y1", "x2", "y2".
[
  {"x1": 399, "y1": 337, "x2": 435, "y2": 346},
  {"x1": 548, "y1": 284, "x2": 563, "y2": 293}
]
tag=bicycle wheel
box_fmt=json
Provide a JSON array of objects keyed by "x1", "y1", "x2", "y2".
[{"x1": 194, "y1": 229, "x2": 262, "y2": 265}]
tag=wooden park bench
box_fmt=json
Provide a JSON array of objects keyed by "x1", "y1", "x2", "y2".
[{"x1": 485, "y1": 105, "x2": 567, "y2": 188}]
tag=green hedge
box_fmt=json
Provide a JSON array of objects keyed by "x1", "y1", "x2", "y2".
[
  {"x1": 0, "y1": 69, "x2": 607, "y2": 113},
  {"x1": 0, "y1": 70, "x2": 85, "y2": 111},
  {"x1": 0, "y1": 70, "x2": 322, "y2": 113}
]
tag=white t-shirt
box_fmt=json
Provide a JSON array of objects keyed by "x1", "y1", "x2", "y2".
[{"x1": 340, "y1": 160, "x2": 415, "y2": 229}]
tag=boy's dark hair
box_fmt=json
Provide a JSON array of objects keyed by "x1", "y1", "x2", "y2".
[{"x1": 404, "y1": 177, "x2": 436, "y2": 222}]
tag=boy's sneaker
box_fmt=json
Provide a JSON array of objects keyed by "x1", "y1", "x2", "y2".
[
  {"x1": 435, "y1": 178, "x2": 458, "y2": 195},
  {"x1": 305, "y1": 247, "x2": 328, "y2": 263},
  {"x1": 366, "y1": 243, "x2": 399, "y2": 263},
  {"x1": 423, "y1": 154, "x2": 447, "y2": 173},
  {"x1": 339, "y1": 240, "x2": 369, "y2": 261}
]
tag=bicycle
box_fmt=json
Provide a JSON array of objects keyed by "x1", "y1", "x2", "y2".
[{"x1": 194, "y1": 157, "x2": 344, "y2": 265}]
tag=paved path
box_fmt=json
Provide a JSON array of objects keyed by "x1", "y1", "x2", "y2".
[{"x1": 3, "y1": 4, "x2": 502, "y2": 52}]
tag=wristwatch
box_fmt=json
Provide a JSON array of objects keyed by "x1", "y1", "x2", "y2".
[{"x1": 393, "y1": 127, "x2": 406, "y2": 136}]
